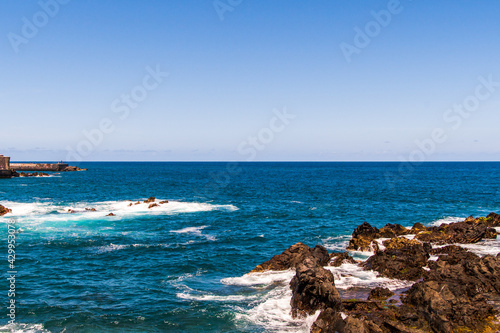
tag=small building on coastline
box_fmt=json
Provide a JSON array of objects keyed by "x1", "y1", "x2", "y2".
[{"x1": 0, "y1": 155, "x2": 13, "y2": 178}]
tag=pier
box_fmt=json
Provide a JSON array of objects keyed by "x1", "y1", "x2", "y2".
[{"x1": 0, "y1": 155, "x2": 85, "y2": 178}]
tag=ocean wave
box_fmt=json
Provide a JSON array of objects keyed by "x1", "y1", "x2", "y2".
[
  {"x1": 0, "y1": 323, "x2": 50, "y2": 333},
  {"x1": 170, "y1": 226, "x2": 216, "y2": 241},
  {"x1": 325, "y1": 263, "x2": 413, "y2": 290},
  {"x1": 221, "y1": 270, "x2": 295, "y2": 287},
  {"x1": 429, "y1": 216, "x2": 464, "y2": 226},
  {"x1": 177, "y1": 293, "x2": 257, "y2": 302},
  {"x1": 0, "y1": 200, "x2": 238, "y2": 224},
  {"x1": 230, "y1": 276, "x2": 320, "y2": 332}
]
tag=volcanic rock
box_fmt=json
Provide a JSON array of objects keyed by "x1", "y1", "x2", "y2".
[
  {"x1": 329, "y1": 252, "x2": 357, "y2": 267},
  {"x1": 290, "y1": 258, "x2": 343, "y2": 318},
  {"x1": 363, "y1": 237, "x2": 429, "y2": 281},
  {"x1": 144, "y1": 197, "x2": 156, "y2": 203},
  {"x1": 148, "y1": 203, "x2": 159, "y2": 209},
  {"x1": 0, "y1": 205, "x2": 12, "y2": 216},
  {"x1": 346, "y1": 222, "x2": 380, "y2": 252},
  {"x1": 368, "y1": 287, "x2": 395, "y2": 301},
  {"x1": 106, "y1": 213, "x2": 116, "y2": 216},
  {"x1": 250, "y1": 242, "x2": 329, "y2": 273},
  {"x1": 415, "y1": 219, "x2": 495, "y2": 244}
]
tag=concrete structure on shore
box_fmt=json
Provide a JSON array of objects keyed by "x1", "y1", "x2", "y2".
[
  {"x1": 0, "y1": 155, "x2": 13, "y2": 178},
  {"x1": 10, "y1": 163, "x2": 69, "y2": 172},
  {"x1": 0, "y1": 155, "x2": 84, "y2": 178}
]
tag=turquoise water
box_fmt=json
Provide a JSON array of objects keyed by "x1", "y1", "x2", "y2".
[{"x1": 1, "y1": 162, "x2": 499, "y2": 332}]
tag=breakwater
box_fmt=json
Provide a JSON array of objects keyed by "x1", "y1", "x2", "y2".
[{"x1": 10, "y1": 163, "x2": 69, "y2": 172}]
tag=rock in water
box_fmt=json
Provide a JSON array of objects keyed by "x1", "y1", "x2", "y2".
[
  {"x1": 144, "y1": 197, "x2": 156, "y2": 203},
  {"x1": 0, "y1": 205, "x2": 12, "y2": 216},
  {"x1": 290, "y1": 258, "x2": 343, "y2": 318},
  {"x1": 367, "y1": 287, "x2": 394, "y2": 301},
  {"x1": 106, "y1": 213, "x2": 116, "y2": 217},
  {"x1": 328, "y1": 252, "x2": 357, "y2": 267},
  {"x1": 250, "y1": 242, "x2": 329, "y2": 273}
]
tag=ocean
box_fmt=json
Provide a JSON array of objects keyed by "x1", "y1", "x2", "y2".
[{"x1": 1, "y1": 162, "x2": 499, "y2": 332}]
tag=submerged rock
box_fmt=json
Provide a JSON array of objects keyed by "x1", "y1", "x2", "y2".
[
  {"x1": 0, "y1": 204, "x2": 12, "y2": 216},
  {"x1": 290, "y1": 258, "x2": 343, "y2": 318},
  {"x1": 148, "y1": 203, "x2": 159, "y2": 209},
  {"x1": 250, "y1": 242, "x2": 329, "y2": 273},
  {"x1": 106, "y1": 213, "x2": 116, "y2": 216},
  {"x1": 368, "y1": 287, "x2": 394, "y2": 301}
]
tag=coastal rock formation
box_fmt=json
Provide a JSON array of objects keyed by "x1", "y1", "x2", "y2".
[
  {"x1": 363, "y1": 237, "x2": 429, "y2": 281},
  {"x1": 61, "y1": 166, "x2": 87, "y2": 171},
  {"x1": 347, "y1": 222, "x2": 410, "y2": 252},
  {"x1": 144, "y1": 197, "x2": 156, "y2": 203},
  {"x1": 367, "y1": 287, "x2": 394, "y2": 301},
  {"x1": 159, "y1": 200, "x2": 169, "y2": 204},
  {"x1": 85, "y1": 208, "x2": 97, "y2": 212},
  {"x1": 329, "y1": 252, "x2": 357, "y2": 267},
  {"x1": 0, "y1": 205, "x2": 12, "y2": 216},
  {"x1": 415, "y1": 219, "x2": 496, "y2": 244},
  {"x1": 346, "y1": 222, "x2": 380, "y2": 252},
  {"x1": 248, "y1": 212, "x2": 500, "y2": 332},
  {"x1": 290, "y1": 258, "x2": 343, "y2": 318},
  {"x1": 250, "y1": 242, "x2": 329, "y2": 273},
  {"x1": 106, "y1": 213, "x2": 116, "y2": 216},
  {"x1": 148, "y1": 203, "x2": 159, "y2": 209},
  {"x1": 408, "y1": 222, "x2": 427, "y2": 234},
  {"x1": 403, "y1": 251, "x2": 500, "y2": 332}
]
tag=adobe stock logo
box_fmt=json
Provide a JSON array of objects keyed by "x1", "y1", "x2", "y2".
[{"x1": 7, "y1": 0, "x2": 70, "y2": 53}]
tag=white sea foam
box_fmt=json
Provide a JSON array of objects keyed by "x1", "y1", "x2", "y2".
[
  {"x1": 457, "y1": 238, "x2": 500, "y2": 257},
  {"x1": 0, "y1": 323, "x2": 50, "y2": 333},
  {"x1": 221, "y1": 270, "x2": 295, "y2": 287},
  {"x1": 177, "y1": 293, "x2": 257, "y2": 302},
  {"x1": 429, "y1": 216, "x2": 464, "y2": 226},
  {"x1": 322, "y1": 235, "x2": 351, "y2": 252},
  {"x1": 325, "y1": 263, "x2": 413, "y2": 290},
  {"x1": 170, "y1": 226, "x2": 216, "y2": 241},
  {"x1": 0, "y1": 200, "x2": 237, "y2": 226},
  {"x1": 234, "y1": 286, "x2": 321, "y2": 333}
]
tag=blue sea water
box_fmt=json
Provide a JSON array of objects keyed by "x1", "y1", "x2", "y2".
[{"x1": 0, "y1": 162, "x2": 499, "y2": 332}]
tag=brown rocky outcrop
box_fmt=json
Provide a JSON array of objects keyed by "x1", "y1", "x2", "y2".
[
  {"x1": 363, "y1": 237, "x2": 429, "y2": 281},
  {"x1": 329, "y1": 252, "x2": 357, "y2": 267},
  {"x1": 0, "y1": 205, "x2": 12, "y2": 216},
  {"x1": 403, "y1": 251, "x2": 500, "y2": 332},
  {"x1": 290, "y1": 258, "x2": 343, "y2": 318},
  {"x1": 408, "y1": 222, "x2": 427, "y2": 234},
  {"x1": 144, "y1": 197, "x2": 156, "y2": 203},
  {"x1": 106, "y1": 213, "x2": 116, "y2": 216},
  {"x1": 378, "y1": 223, "x2": 409, "y2": 238},
  {"x1": 485, "y1": 212, "x2": 500, "y2": 227},
  {"x1": 250, "y1": 242, "x2": 329, "y2": 273},
  {"x1": 368, "y1": 287, "x2": 394, "y2": 301},
  {"x1": 85, "y1": 208, "x2": 97, "y2": 212},
  {"x1": 415, "y1": 219, "x2": 496, "y2": 244},
  {"x1": 61, "y1": 166, "x2": 87, "y2": 171},
  {"x1": 159, "y1": 200, "x2": 169, "y2": 204},
  {"x1": 346, "y1": 222, "x2": 380, "y2": 252},
  {"x1": 148, "y1": 203, "x2": 159, "y2": 209}
]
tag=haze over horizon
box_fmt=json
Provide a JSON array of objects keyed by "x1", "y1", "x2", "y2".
[{"x1": 1, "y1": 0, "x2": 499, "y2": 162}]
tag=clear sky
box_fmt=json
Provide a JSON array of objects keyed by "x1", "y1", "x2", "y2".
[{"x1": 1, "y1": 0, "x2": 499, "y2": 161}]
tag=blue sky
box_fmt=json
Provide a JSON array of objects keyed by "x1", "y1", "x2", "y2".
[{"x1": 1, "y1": 0, "x2": 499, "y2": 161}]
